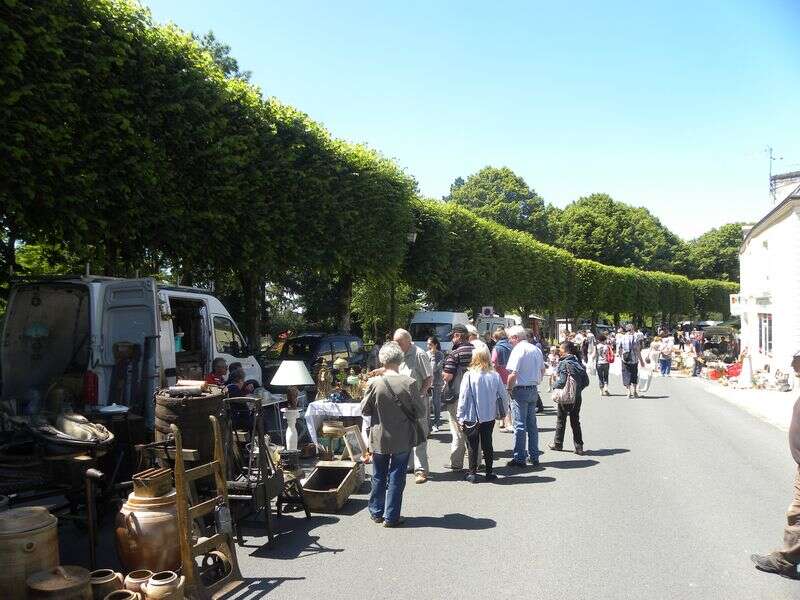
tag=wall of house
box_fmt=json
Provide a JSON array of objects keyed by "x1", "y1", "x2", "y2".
[{"x1": 739, "y1": 207, "x2": 800, "y2": 373}]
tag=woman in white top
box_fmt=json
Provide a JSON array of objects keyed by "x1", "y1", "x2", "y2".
[{"x1": 457, "y1": 346, "x2": 510, "y2": 483}]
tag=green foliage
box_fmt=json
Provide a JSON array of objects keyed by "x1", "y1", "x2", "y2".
[
  {"x1": 552, "y1": 193, "x2": 688, "y2": 273},
  {"x1": 685, "y1": 223, "x2": 743, "y2": 281},
  {"x1": 193, "y1": 30, "x2": 251, "y2": 81},
  {"x1": 351, "y1": 277, "x2": 420, "y2": 341},
  {"x1": 408, "y1": 199, "x2": 729, "y2": 318},
  {"x1": 445, "y1": 167, "x2": 551, "y2": 242},
  {"x1": 690, "y1": 279, "x2": 739, "y2": 318}
]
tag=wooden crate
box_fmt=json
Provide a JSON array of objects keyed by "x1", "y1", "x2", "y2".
[{"x1": 301, "y1": 460, "x2": 364, "y2": 513}]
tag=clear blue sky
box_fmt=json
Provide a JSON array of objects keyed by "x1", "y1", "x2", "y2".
[{"x1": 143, "y1": 0, "x2": 800, "y2": 239}]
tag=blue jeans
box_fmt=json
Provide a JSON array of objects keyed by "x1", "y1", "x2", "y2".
[
  {"x1": 511, "y1": 386, "x2": 539, "y2": 462},
  {"x1": 659, "y1": 357, "x2": 671, "y2": 375},
  {"x1": 369, "y1": 451, "x2": 410, "y2": 524},
  {"x1": 431, "y1": 384, "x2": 443, "y2": 428}
]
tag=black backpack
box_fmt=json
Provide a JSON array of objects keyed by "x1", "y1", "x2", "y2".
[{"x1": 569, "y1": 360, "x2": 590, "y2": 392}]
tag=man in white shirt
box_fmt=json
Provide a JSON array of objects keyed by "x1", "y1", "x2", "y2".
[{"x1": 505, "y1": 325, "x2": 546, "y2": 467}]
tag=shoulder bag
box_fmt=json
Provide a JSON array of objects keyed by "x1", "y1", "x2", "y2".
[
  {"x1": 382, "y1": 376, "x2": 427, "y2": 444},
  {"x1": 552, "y1": 366, "x2": 577, "y2": 405}
]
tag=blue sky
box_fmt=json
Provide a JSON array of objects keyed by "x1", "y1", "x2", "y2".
[{"x1": 143, "y1": 0, "x2": 800, "y2": 239}]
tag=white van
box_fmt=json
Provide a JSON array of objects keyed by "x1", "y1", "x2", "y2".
[
  {"x1": 409, "y1": 311, "x2": 470, "y2": 352},
  {"x1": 0, "y1": 276, "x2": 261, "y2": 427},
  {"x1": 475, "y1": 315, "x2": 516, "y2": 338}
]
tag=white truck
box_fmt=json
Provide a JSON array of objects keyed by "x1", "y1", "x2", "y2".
[
  {"x1": 409, "y1": 310, "x2": 516, "y2": 352},
  {"x1": 0, "y1": 276, "x2": 261, "y2": 427}
]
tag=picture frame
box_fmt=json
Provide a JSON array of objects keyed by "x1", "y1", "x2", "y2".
[{"x1": 342, "y1": 425, "x2": 367, "y2": 462}]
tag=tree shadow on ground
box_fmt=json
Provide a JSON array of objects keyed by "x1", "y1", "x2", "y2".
[
  {"x1": 336, "y1": 497, "x2": 368, "y2": 516},
  {"x1": 403, "y1": 512, "x2": 497, "y2": 530},
  {"x1": 584, "y1": 448, "x2": 630, "y2": 456},
  {"x1": 219, "y1": 577, "x2": 306, "y2": 599},
  {"x1": 245, "y1": 515, "x2": 344, "y2": 560}
]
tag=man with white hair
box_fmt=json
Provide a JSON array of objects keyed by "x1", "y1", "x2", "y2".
[
  {"x1": 393, "y1": 328, "x2": 433, "y2": 483},
  {"x1": 467, "y1": 324, "x2": 488, "y2": 351},
  {"x1": 505, "y1": 325, "x2": 546, "y2": 467}
]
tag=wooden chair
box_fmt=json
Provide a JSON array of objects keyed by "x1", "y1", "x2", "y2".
[{"x1": 172, "y1": 416, "x2": 244, "y2": 600}]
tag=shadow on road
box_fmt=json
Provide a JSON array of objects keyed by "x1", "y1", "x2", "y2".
[
  {"x1": 219, "y1": 576, "x2": 306, "y2": 599},
  {"x1": 540, "y1": 459, "x2": 599, "y2": 469},
  {"x1": 584, "y1": 448, "x2": 630, "y2": 456},
  {"x1": 403, "y1": 512, "x2": 497, "y2": 530},
  {"x1": 492, "y1": 472, "x2": 556, "y2": 485},
  {"x1": 246, "y1": 515, "x2": 344, "y2": 560}
]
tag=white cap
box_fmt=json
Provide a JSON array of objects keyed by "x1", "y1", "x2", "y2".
[{"x1": 466, "y1": 324, "x2": 479, "y2": 337}]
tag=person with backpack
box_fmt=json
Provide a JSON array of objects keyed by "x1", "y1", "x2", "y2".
[
  {"x1": 595, "y1": 334, "x2": 612, "y2": 395},
  {"x1": 443, "y1": 324, "x2": 475, "y2": 471},
  {"x1": 616, "y1": 324, "x2": 645, "y2": 398},
  {"x1": 549, "y1": 341, "x2": 589, "y2": 455}
]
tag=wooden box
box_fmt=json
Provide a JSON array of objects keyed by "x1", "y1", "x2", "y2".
[{"x1": 302, "y1": 460, "x2": 364, "y2": 513}]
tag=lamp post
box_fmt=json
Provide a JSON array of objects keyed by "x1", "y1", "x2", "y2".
[{"x1": 389, "y1": 224, "x2": 418, "y2": 331}]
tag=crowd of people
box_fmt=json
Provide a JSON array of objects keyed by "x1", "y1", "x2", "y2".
[{"x1": 359, "y1": 321, "x2": 736, "y2": 528}]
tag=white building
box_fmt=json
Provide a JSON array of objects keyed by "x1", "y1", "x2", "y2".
[{"x1": 735, "y1": 171, "x2": 800, "y2": 373}]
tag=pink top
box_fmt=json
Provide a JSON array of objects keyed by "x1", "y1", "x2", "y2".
[{"x1": 492, "y1": 347, "x2": 510, "y2": 384}]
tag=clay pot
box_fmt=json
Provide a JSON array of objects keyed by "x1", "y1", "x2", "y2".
[
  {"x1": 26, "y1": 565, "x2": 92, "y2": 599},
  {"x1": 141, "y1": 570, "x2": 185, "y2": 600},
  {"x1": 0, "y1": 506, "x2": 59, "y2": 600},
  {"x1": 123, "y1": 570, "x2": 153, "y2": 594},
  {"x1": 115, "y1": 489, "x2": 179, "y2": 572},
  {"x1": 104, "y1": 591, "x2": 141, "y2": 600},
  {"x1": 90, "y1": 569, "x2": 123, "y2": 599}
]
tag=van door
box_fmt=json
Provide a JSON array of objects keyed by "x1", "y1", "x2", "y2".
[
  {"x1": 211, "y1": 314, "x2": 261, "y2": 386},
  {"x1": 101, "y1": 279, "x2": 159, "y2": 425},
  {"x1": 157, "y1": 293, "x2": 177, "y2": 387}
]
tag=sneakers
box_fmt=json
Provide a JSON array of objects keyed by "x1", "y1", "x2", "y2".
[
  {"x1": 574, "y1": 445, "x2": 585, "y2": 456},
  {"x1": 369, "y1": 514, "x2": 384, "y2": 524},
  {"x1": 431, "y1": 425, "x2": 440, "y2": 433},
  {"x1": 414, "y1": 471, "x2": 428, "y2": 484},
  {"x1": 527, "y1": 457, "x2": 540, "y2": 466},
  {"x1": 750, "y1": 554, "x2": 799, "y2": 579},
  {"x1": 506, "y1": 459, "x2": 526, "y2": 468},
  {"x1": 444, "y1": 464, "x2": 465, "y2": 472},
  {"x1": 383, "y1": 517, "x2": 405, "y2": 528}
]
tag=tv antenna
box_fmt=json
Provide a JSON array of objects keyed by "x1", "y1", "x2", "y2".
[{"x1": 766, "y1": 146, "x2": 783, "y2": 203}]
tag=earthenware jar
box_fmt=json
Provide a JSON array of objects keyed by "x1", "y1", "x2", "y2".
[
  {"x1": 26, "y1": 565, "x2": 92, "y2": 599},
  {"x1": 90, "y1": 569, "x2": 123, "y2": 599},
  {"x1": 104, "y1": 591, "x2": 141, "y2": 600},
  {"x1": 115, "y1": 488, "x2": 179, "y2": 571},
  {"x1": 123, "y1": 570, "x2": 153, "y2": 594},
  {"x1": 0, "y1": 506, "x2": 59, "y2": 599},
  {"x1": 141, "y1": 570, "x2": 185, "y2": 599}
]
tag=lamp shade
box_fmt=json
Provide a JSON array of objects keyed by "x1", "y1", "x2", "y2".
[{"x1": 270, "y1": 360, "x2": 315, "y2": 387}]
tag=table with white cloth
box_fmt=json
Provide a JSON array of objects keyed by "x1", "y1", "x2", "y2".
[{"x1": 304, "y1": 400, "x2": 370, "y2": 447}]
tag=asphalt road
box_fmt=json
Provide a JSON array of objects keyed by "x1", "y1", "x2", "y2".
[{"x1": 231, "y1": 371, "x2": 799, "y2": 600}]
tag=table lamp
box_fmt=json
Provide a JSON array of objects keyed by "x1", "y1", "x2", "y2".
[{"x1": 271, "y1": 360, "x2": 314, "y2": 451}]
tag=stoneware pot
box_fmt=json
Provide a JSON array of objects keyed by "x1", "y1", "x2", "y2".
[
  {"x1": 141, "y1": 570, "x2": 185, "y2": 600},
  {"x1": 123, "y1": 570, "x2": 153, "y2": 594},
  {"x1": 26, "y1": 565, "x2": 92, "y2": 599},
  {"x1": 104, "y1": 591, "x2": 141, "y2": 600},
  {"x1": 0, "y1": 506, "x2": 59, "y2": 600},
  {"x1": 115, "y1": 489, "x2": 179, "y2": 572},
  {"x1": 90, "y1": 569, "x2": 123, "y2": 599}
]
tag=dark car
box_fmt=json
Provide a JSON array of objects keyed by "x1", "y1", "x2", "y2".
[{"x1": 257, "y1": 332, "x2": 366, "y2": 393}]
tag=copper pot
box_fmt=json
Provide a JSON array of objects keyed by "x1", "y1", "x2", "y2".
[
  {"x1": 115, "y1": 489, "x2": 180, "y2": 572},
  {"x1": 90, "y1": 569, "x2": 123, "y2": 599}
]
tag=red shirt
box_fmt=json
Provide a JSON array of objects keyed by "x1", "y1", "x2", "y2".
[{"x1": 205, "y1": 372, "x2": 226, "y2": 386}]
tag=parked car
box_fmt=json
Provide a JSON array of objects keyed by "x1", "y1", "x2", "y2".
[{"x1": 257, "y1": 332, "x2": 366, "y2": 394}]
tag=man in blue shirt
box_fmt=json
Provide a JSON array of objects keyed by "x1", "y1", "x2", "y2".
[{"x1": 505, "y1": 325, "x2": 546, "y2": 467}]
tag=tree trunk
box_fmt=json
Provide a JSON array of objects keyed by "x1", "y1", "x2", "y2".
[
  {"x1": 239, "y1": 272, "x2": 262, "y2": 351},
  {"x1": 337, "y1": 273, "x2": 353, "y2": 333}
]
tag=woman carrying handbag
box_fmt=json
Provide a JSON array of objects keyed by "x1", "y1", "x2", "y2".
[{"x1": 457, "y1": 346, "x2": 511, "y2": 483}]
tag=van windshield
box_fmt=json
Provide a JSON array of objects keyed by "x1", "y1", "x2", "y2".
[
  {"x1": 1, "y1": 284, "x2": 90, "y2": 411},
  {"x1": 410, "y1": 323, "x2": 452, "y2": 342}
]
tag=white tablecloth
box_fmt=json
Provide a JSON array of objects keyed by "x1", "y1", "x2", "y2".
[{"x1": 304, "y1": 401, "x2": 369, "y2": 446}]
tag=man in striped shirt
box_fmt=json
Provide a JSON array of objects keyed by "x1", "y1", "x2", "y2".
[{"x1": 443, "y1": 324, "x2": 474, "y2": 471}]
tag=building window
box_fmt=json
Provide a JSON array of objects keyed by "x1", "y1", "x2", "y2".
[{"x1": 758, "y1": 313, "x2": 773, "y2": 355}]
